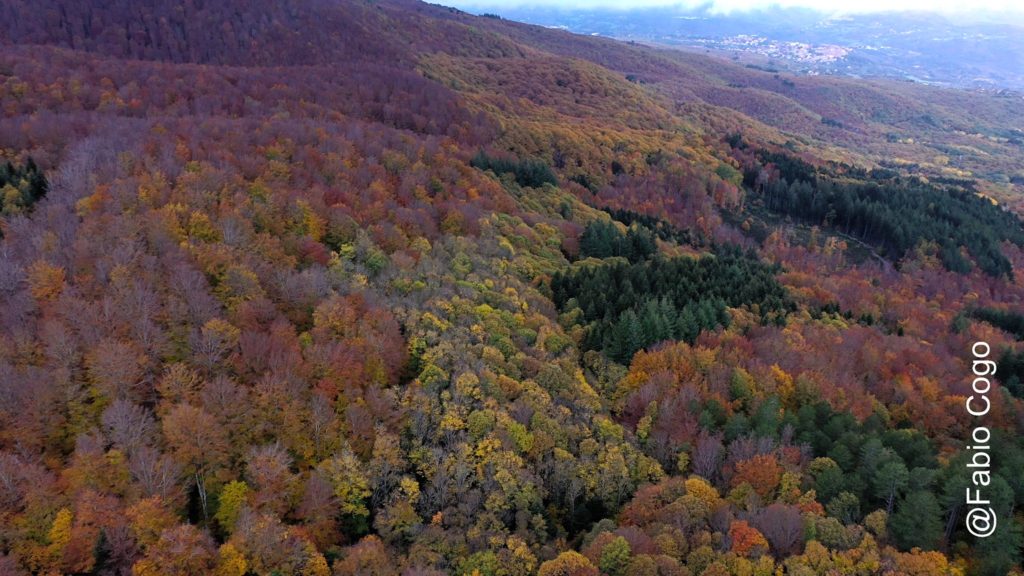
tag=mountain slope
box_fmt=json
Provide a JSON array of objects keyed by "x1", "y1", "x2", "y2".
[{"x1": 0, "y1": 1, "x2": 1022, "y2": 575}]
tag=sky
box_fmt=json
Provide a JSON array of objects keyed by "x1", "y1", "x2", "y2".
[{"x1": 441, "y1": 0, "x2": 1024, "y2": 18}]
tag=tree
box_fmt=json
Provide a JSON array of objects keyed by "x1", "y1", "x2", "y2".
[
  {"x1": 470, "y1": 150, "x2": 557, "y2": 188},
  {"x1": 729, "y1": 520, "x2": 769, "y2": 558},
  {"x1": 162, "y1": 404, "x2": 228, "y2": 520},
  {"x1": 194, "y1": 318, "x2": 240, "y2": 371},
  {"x1": 808, "y1": 457, "x2": 844, "y2": 503},
  {"x1": 86, "y1": 338, "x2": 147, "y2": 403},
  {"x1": 692, "y1": 433, "x2": 724, "y2": 482},
  {"x1": 373, "y1": 477, "x2": 421, "y2": 544},
  {"x1": 230, "y1": 509, "x2": 325, "y2": 576},
  {"x1": 131, "y1": 525, "x2": 217, "y2": 576},
  {"x1": 732, "y1": 454, "x2": 782, "y2": 500},
  {"x1": 47, "y1": 507, "x2": 73, "y2": 566},
  {"x1": 538, "y1": 551, "x2": 599, "y2": 576},
  {"x1": 812, "y1": 516, "x2": 855, "y2": 550},
  {"x1": 126, "y1": 497, "x2": 178, "y2": 548},
  {"x1": 332, "y1": 536, "x2": 396, "y2": 576},
  {"x1": 128, "y1": 447, "x2": 183, "y2": 505},
  {"x1": 102, "y1": 400, "x2": 156, "y2": 456},
  {"x1": 245, "y1": 443, "x2": 294, "y2": 515},
  {"x1": 751, "y1": 504, "x2": 804, "y2": 556},
  {"x1": 318, "y1": 447, "x2": 372, "y2": 536},
  {"x1": 599, "y1": 536, "x2": 631, "y2": 576},
  {"x1": 215, "y1": 481, "x2": 250, "y2": 535},
  {"x1": 886, "y1": 547, "x2": 956, "y2": 576},
  {"x1": 825, "y1": 492, "x2": 860, "y2": 525},
  {"x1": 863, "y1": 510, "x2": 887, "y2": 539},
  {"x1": 459, "y1": 551, "x2": 500, "y2": 576},
  {"x1": 26, "y1": 261, "x2": 65, "y2": 302},
  {"x1": 971, "y1": 475, "x2": 1023, "y2": 576},
  {"x1": 367, "y1": 428, "x2": 405, "y2": 509},
  {"x1": 298, "y1": 471, "x2": 341, "y2": 549},
  {"x1": 873, "y1": 460, "x2": 909, "y2": 514},
  {"x1": 577, "y1": 220, "x2": 656, "y2": 263},
  {"x1": 215, "y1": 543, "x2": 248, "y2": 576},
  {"x1": 889, "y1": 491, "x2": 943, "y2": 551}
]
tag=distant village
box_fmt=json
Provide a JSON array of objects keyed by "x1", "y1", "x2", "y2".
[{"x1": 690, "y1": 34, "x2": 851, "y2": 64}]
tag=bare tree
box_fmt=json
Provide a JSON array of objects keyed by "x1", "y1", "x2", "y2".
[
  {"x1": 128, "y1": 446, "x2": 183, "y2": 505},
  {"x1": 692, "y1": 432, "x2": 724, "y2": 483},
  {"x1": 751, "y1": 504, "x2": 804, "y2": 556},
  {"x1": 101, "y1": 399, "x2": 155, "y2": 456}
]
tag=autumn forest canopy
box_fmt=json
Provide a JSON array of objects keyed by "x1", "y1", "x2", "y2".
[{"x1": 0, "y1": 1, "x2": 1023, "y2": 575}]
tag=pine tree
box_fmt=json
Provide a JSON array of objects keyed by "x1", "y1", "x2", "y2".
[
  {"x1": 890, "y1": 491, "x2": 943, "y2": 550},
  {"x1": 676, "y1": 306, "x2": 699, "y2": 343}
]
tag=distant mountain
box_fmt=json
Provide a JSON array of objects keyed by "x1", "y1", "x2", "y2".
[{"x1": 456, "y1": 5, "x2": 1024, "y2": 92}]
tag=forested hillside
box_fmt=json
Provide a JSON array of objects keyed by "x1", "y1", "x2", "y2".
[{"x1": 0, "y1": 1, "x2": 1022, "y2": 575}]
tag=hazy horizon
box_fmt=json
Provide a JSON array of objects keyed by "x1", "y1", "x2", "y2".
[{"x1": 439, "y1": 0, "x2": 1024, "y2": 21}]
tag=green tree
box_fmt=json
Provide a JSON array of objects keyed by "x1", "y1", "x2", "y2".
[
  {"x1": 215, "y1": 481, "x2": 250, "y2": 535},
  {"x1": 889, "y1": 491, "x2": 942, "y2": 551},
  {"x1": 599, "y1": 536, "x2": 631, "y2": 576},
  {"x1": 318, "y1": 447, "x2": 372, "y2": 535},
  {"x1": 809, "y1": 458, "x2": 844, "y2": 503},
  {"x1": 825, "y1": 491, "x2": 860, "y2": 525},
  {"x1": 873, "y1": 460, "x2": 909, "y2": 514}
]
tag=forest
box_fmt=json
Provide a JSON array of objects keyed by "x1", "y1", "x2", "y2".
[
  {"x1": 730, "y1": 139, "x2": 1024, "y2": 278},
  {"x1": 0, "y1": 0, "x2": 1021, "y2": 575},
  {"x1": 553, "y1": 234, "x2": 791, "y2": 362}
]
